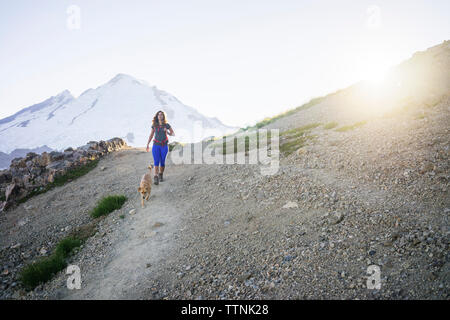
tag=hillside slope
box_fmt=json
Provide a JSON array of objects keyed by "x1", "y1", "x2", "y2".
[{"x1": 0, "y1": 94, "x2": 448, "y2": 299}]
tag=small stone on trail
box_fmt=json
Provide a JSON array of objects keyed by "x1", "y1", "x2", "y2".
[
  {"x1": 282, "y1": 201, "x2": 298, "y2": 209},
  {"x1": 143, "y1": 231, "x2": 157, "y2": 238},
  {"x1": 328, "y1": 212, "x2": 344, "y2": 225},
  {"x1": 152, "y1": 222, "x2": 164, "y2": 228},
  {"x1": 238, "y1": 273, "x2": 252, "y2": 282}
]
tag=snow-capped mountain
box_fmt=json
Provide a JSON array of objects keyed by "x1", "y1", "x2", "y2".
[{"x1": 0, "y1": 74, "x2": 239, "y2": 160}]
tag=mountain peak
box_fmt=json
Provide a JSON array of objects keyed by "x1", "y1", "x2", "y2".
[
  {"x1": 53, "y1": 90, "x2": 74, "y2": 105},
  {"x1": 56, "y1": 89, "x2": 73, "y2": 99},
  {"x1": 107, "y1": 73, "x2": 143, "y2": 86},
  {"x1": 113, "y1": 73, "x2": 134, "y2": 80}
]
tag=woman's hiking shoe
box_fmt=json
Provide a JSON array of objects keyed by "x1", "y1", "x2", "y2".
[
  {"x1": 154, "y1": 175, "x2": 159, "y2": 185},
  {"x1": 159, "y1": 173, "x2": 164, "y2": 182}
]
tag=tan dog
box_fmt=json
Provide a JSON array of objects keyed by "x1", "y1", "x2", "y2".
[{"x1": 138, "y1": 165, "x2": 154, "y2": 208}]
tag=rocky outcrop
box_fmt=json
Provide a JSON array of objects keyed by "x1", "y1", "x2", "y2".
[{"x1": 0, "y1": 137, "x2": 127, "y2": 212}]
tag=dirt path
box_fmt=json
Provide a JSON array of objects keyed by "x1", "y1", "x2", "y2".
[{"x1": 60, "y1": 153, "x2": 191, "y2": 299}]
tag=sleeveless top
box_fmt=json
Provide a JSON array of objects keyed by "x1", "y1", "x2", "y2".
[{"x1": 152, "y1": 123, "x2": 171, "y2": 146}]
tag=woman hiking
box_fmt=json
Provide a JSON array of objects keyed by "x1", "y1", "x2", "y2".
[{"x1": 146, "y1": 110, "x2": 175, "y2": 184}]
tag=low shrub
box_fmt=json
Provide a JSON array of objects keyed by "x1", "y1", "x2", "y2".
[{"x1": 90, "y1": 195, "x2": 127, "y2": 218}]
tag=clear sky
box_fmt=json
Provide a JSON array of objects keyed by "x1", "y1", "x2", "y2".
[{"x1": 0, "y1": 0, "x2": 449, "y2": 127}]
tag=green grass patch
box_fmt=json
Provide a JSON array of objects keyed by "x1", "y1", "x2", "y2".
[
  {"x1": 90, "y1": 195, "x2": 127, "y2": 218},
  {"x1": 280, "y1": 134, "x2": 317, "y2": 155},
  {"x1": 335, "y1": 121, "x2": 367, "y2": 132},
  {"x1": 54, "y1": 237, "x2": 82, "y2": 258},
  {"x1": 219, "y1": 122, "x2": 322, "y2": 156},
  {"x1": 17, "y1": 159, "x2": 99, "y2": 205},
  {"x1": 119, "y1": 214, "x2": 125, "y2": 219},
  {"x1": 323, "y1": 121, "x2": 338, "y2": 130},
  {"x1": 19, "y1": 236, "x2": 83, "y2": 290},
  {"x1": 52, "y1": 159, "x2": 99, "y2": 187},
  {"x1": 278, "y1": 123, "x2": 322, "y2": 156},
  {"x1": 68, "y1": 222, "x2": 98, "y2": 242},
  {"x1": 413, "y1": 112, "x2": 427, "y2": 119},
  {"x1": 219, "y1": 131, "x2": 273, "y2": 155},
  {"x1": 19, "y1": 254, "x2": 67, "y2": 290},
  {"x1": 169, "y1": 142, "x2": 184, "y2": 152},
  {"x1": 241, "y1": 96, "x2": 327, "y2": 132},
  {"x1": 280, "y1": 123, "x2": 322, "y2": 138}
]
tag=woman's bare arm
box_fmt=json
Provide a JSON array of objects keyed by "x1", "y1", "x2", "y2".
[
  {"x1": 147, "y1": 128, "x2": 155, "y2": 146},
  {"x1": 168, "y1": 127, "x2": 175, "y2": 136}
]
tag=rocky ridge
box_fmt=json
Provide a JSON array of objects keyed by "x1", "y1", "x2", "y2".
[{"x1": 0, "y1": 138, "x2": 128, "y2": 212}]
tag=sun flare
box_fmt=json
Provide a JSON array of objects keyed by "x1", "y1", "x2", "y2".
[{"x1": 363, "y1": 64, "x2": 389, "y2": 85}]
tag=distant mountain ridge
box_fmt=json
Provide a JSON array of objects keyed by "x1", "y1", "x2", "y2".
[{"x1": 0, "y1": 90, "x2": 74, "y2": 126}]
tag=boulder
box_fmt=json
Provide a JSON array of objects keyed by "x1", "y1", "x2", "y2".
[
  {"x1": 5, "y1": 183, "x2": 18, "y2": 202},
  {"x1": 30, "y1": 166, "x2": 43, "y2": 177},
  {"x1": 72, "y1": 152, "x2": 83, "y2": 161},
  {"x1": 49, "y1": 151, "x2": 64, "y2": 161},
  {"x1": 11, "y1": 176, "x2": 25, "y2": 188},
  {"x1": 78, "y1": 144, "x2": 90, "y2": 152},
  {"x1": 64, "y1": 160, "x2": 75, "y2": 169},
  {"x1": 36, "y1": 152, "x2": 52, "y2": 167},
  {"x1": 0, "y1": 170, "x2": 12, "y2": 184},
  {"x1": 25, "y1": 152, "x2": 38, "y2": 161},
  {"x1": 87, "y1": 141, "x2": 99, "y2": 150},
  {"x1": 98, "y1": 140, "x2": 107, "y2": 151},
  {"x1": 63, "y1": 151, "x2": 74, "y2": 160},
  {"x1": 11, "y1": 158, "x2": 27, "y2": 168},
  {"x1": 47, "y1": 172, "x2": 55, "y2": 183},
  {"x1": 46, "y1": 160, "x2": 65, "y2": 170},
  {"x1": 26, "y1": 160, "x2": 33, "y2": 169}
]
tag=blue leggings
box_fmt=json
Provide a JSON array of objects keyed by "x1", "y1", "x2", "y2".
[{"x1": 152, "y1": 144, "x2": 168, "y2": 167}]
